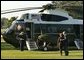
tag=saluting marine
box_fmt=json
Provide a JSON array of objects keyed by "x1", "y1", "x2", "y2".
[{"x1": 16, "y1": 24, "x2": 26, "y2": 51}]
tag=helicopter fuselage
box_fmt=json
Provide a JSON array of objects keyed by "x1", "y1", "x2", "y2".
[{"x1": 2, "y1": 10, "x2": 83, "y2": 49}]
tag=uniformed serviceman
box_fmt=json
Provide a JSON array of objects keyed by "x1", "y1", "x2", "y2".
[{"x1": 16, "y1": 24, "x2": 26, "y2": 51}]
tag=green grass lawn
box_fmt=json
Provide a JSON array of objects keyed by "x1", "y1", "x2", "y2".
[
  {"x1": 1, "y1": 50, "x2": 83, "y2": 59},
  {"x1": 1, "y1": 29, "x2": 83, "y2": 59}
]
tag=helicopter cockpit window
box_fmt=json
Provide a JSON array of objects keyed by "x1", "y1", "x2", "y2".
[
  {"x1": 19, "y1": 14, "x2": 29, "y2": 20},
  {"x1": 5, "y1": 21, "x2": 16, "y2": 33},
  {"x1": 41, "y1": 14, "x2": 68, "y2": 22},
  {"x1": 10, "y1": 21, "x2": 16, "y2": 30}
]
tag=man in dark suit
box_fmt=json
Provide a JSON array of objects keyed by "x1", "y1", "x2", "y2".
[{"x1": 57, "y1": 31, "x2": 69, "y2": 56}]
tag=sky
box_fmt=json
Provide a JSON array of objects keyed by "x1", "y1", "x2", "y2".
[{"x1": 1, "y1": 1, "x2": 51, "y2": 18}]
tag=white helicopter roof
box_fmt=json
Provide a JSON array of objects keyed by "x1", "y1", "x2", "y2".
[
  {"x1": 33, "y1": 9, "x2": 83, "y2": 25},
  {"x1": 17, "y1": 9, "x2": 83, "y2": 25}
]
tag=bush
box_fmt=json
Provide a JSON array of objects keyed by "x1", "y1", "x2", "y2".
[
  {"x1": 1, "y1": 42, "x2": 16, "y2": 50},
  {"x1": 1, "y1": 42, "x2": 27, "y2": 50}
]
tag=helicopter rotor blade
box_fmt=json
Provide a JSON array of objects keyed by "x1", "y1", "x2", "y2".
[{"x1": 1, "y1": 7, "x2": 42, "y2": 14}]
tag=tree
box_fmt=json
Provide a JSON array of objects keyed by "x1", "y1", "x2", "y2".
[
  {"x1": 52, "y1": 1, "x2": 83, "y2": 7},
  {"x1": 6, "y1": 17, "x2": 17, "y2": 27},
  {"x1": 52, "y1": 1, "x2": 83, "y2": 19},
  {"x1": 1, "y1": 17, "x2": 8, "y2": 28},
  {"x1": 1, "y1": 17, "x2": 17, "y2": 28},
  {"x1": 39, "y1": 3, "x2": 55, "y2": 12},
  {"x1": 39, "y1": 1, "x2": 83, "y2": 19}
]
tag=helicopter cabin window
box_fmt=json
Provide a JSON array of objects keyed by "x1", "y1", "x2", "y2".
[
  {"x1": 41, "y1": 14, "x2": 68, "y2": 22},
  {"x1": 31, "y1": 14, "x2": 40, "y2": 20},
  {"x1": 34, "y1": 24, "x2": 74, "y2": 34},
  {"x1": 8, "y1": 21, "x2": 16, "y2": 30},
  {"x1": 20, "y1": 14, "x2": 29, "y2": 20}
]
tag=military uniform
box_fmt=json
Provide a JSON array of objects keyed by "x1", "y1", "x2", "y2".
[{"x1": 16, "y1": 27, "x2": 26, "y2": 51}]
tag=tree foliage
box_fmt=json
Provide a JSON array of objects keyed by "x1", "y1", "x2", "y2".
[
  {"x1": 40, "y1": 1, "x2": 83, "y2": 19},
  {"x1": 1, "y1": 17, "x2": 17, "y2": 28},
  {"x1": 52, "y1": 1, "x2": 83, "y2": 19},
  {"x1": 52, "y1": 1, "x2": 83, "y2": 7},
  {"x1": 39, "y1": 4, "x2": 55, "y2": 12},
  {"x1": 38, "y1": 34, "x2": 49, "y2": 42},
  {"x1": 1, "y1": 17, "x2": 8, "y2": 28},
  {"x1": 7, "y1": 17, "x2": 17, "y2": 27}
]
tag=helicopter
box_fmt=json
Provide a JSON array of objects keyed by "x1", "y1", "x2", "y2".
[{"x1": 1, "y1": 7, "x2": 83, "y2": 50}]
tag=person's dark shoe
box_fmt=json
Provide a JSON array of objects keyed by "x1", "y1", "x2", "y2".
[
  {"x1": 21, "y1": 49, "x2": 24, "y2": 51},
  {"x1": 65, "y1": 51, "x2": 69, "y2": 56}
]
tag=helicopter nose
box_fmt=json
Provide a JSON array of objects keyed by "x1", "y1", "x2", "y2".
[
  {"x1": 1, "y1": 31, "x2": 4, "y2": 37},
  {"x1": 1, "y1": 30, "x2": 20, "y2": 48},
  {"x1": 1, "y1": 31, "x2": 7, "y2": 40},
  {"x1": 1, "y1": 31, "x2": 6, "y2": 38},
  {"x1": 1, "y1": 35, "x2": 2, "y2": 37}
]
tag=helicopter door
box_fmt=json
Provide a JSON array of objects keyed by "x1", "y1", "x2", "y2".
[
  {"x1": 25, "y1": 22, "x2": 33, "y2": 39},
  {"x1": 73, "y1": 25, "x2": 80, "y2": 39}
]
